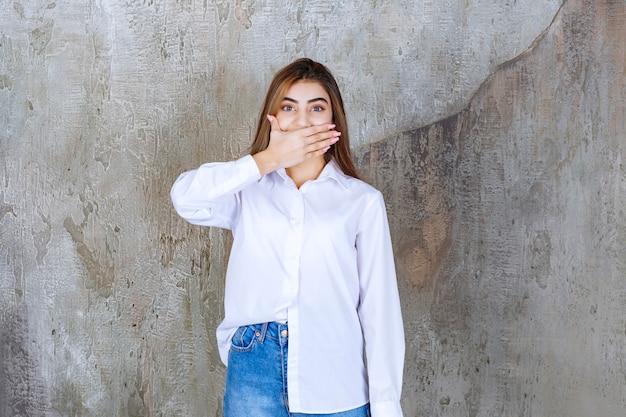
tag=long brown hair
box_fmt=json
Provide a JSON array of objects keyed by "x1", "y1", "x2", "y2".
[{"x1": 249, "y1": 58, "x2": 360, "y2": 179}]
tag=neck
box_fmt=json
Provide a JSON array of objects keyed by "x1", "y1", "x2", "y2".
[{"x1": 286, "y1": 156, "x2": 327, "y2": 188}]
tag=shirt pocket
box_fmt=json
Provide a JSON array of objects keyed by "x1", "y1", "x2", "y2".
[{"x1": 229, "y1": 325, "x2": 258, "y2": 352}]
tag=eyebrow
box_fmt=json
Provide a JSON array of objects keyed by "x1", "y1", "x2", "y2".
[{"x1": 282, "y1": 97, "x2": 329, "y2": 104}]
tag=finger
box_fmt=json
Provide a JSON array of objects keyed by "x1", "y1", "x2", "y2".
[
  {"x1": 298, "y1": 123, "x2": 337, "y2": 139},
  {"x1": 309, "y1": 145, "x2": 332, "y2": 158},
  {"x1": 266, "y1": 114, "x2": 282, "y2": 132},
  {"x1": 305, "y1": 134, "x2": 340, "y2": 154},
  {"x1": 305, "y1": 129, "x2": 341, "y2": 145}
]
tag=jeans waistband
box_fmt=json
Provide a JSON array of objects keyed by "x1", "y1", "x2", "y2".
[{"x1": 249, "y1": 321, "x2": 288, "y2": 343}]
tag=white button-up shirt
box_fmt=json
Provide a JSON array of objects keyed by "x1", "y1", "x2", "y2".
[{"x1": 170, "y1": 155, "x2": 404, "y2": 416}]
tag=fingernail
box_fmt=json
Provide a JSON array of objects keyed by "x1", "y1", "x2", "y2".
[
  {"x1": 333, "y1": 131, "x2": 341, "y2": 137},
  {"x1": 331, "y1": 137, "x2": 340, "y2": 144},
  {"x1": 328, "y1": 124, "x2": 336, "y2": 129}
]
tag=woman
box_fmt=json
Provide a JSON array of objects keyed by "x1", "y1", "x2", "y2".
[{"x1": 170, "y1": 58, "x2": 404, "y2": 417}]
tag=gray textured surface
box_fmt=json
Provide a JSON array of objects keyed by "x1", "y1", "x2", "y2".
[
  {"x1": 1, "y1": 0, "x2": 625, "y2": 416},
  {"x1": 357, "y1": 2, "x2": 626, "y2": 415}
]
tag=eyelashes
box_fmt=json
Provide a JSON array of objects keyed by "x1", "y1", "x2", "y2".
[{"x1": 279, "y1": 104, "x2": 327, "y2": 112}]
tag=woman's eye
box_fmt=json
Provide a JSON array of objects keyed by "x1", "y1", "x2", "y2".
[
  {"x1": 281, "y1": 105, "x2": 294, "y2": 111},
  {"x1": 311, "y1": 106, "x2": 324, "y2": 112}
]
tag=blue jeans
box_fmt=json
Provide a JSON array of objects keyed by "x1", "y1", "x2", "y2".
[{"x1": 224, "y1": 322, "x2": 370, "y2": 417}]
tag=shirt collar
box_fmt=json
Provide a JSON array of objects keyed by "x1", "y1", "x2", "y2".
[
  {"x1": 318, "y1": 159, "x2": 350, "y2": 191},
  {"x1": 271, "y1": 158, "x2": 350, "y2": 191}
]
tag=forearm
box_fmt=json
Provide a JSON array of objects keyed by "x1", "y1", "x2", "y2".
[{"x1": 170, "y1": 155, "x2": 261, "y2": 226}]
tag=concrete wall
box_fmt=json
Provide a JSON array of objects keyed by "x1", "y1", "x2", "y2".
[{"x1": 1, "y1": 0, "x2": 624, "y2": 416}]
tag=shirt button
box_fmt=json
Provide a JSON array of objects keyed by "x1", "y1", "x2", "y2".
[{"x1": 280, "y1": 329, "x2": 288, "y2": 338}]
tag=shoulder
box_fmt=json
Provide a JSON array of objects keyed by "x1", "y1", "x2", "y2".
[
  {"x1": 342, "y1": 177, "x2": 390, "y2": 224},
  {"x1": 344, "y1": 176, "x2": 383, "y2": 200},
  {"x1": 328, "y1": 160, "x2": 384, "y2": 202}
]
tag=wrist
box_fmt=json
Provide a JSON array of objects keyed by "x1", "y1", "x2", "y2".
[{"x1": 252, "y1": 150, "x2": 278, "y2": 176}]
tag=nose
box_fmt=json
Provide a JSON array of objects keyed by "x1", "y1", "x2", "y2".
[{"x1": 293, "y1": 110, "x2": 311, "y2": 128}]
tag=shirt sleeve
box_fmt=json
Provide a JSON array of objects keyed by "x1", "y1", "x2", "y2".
[
  {"x1": 355, "y1": 191, "x2": 405, "y2": 417},
  {"x1": 170, "y1": 155, "x2": 261, "y2": 229}
]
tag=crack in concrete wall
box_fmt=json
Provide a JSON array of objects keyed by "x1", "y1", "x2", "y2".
[{"x1": 1, "y1": 0, "x2": 624, "y2": 415}]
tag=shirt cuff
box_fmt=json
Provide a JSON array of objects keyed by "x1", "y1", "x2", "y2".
[
  {"x1": 370, "y1": 400, "x2": 403, "y2": 417},
  {"x1": 237, "y1": 154, "x2": 262, "y2": 179}
]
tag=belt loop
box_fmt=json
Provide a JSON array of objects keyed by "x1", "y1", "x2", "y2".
[{"x1": 256, "y1": 322, "x2": 269, "y2": 343}]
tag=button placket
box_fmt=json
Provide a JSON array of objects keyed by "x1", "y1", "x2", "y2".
[{"x1": 283, "y1": 191, "x2": 304, "y2": 297}]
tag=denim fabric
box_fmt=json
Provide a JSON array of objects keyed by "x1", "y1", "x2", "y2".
[{"x1": 224, "y1": 322, "x2": 370, "y2": 417}]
